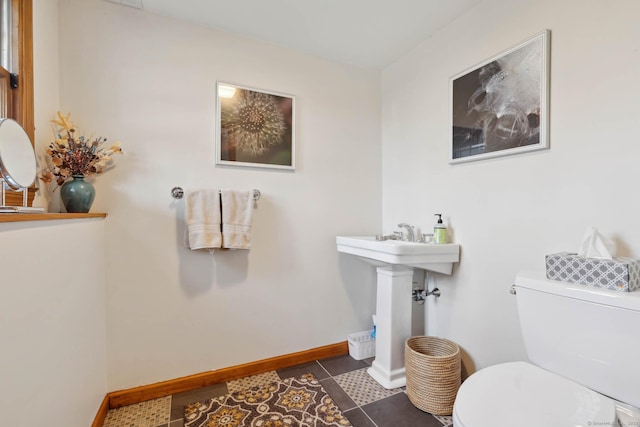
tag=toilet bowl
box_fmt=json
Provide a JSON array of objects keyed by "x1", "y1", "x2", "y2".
[
  {"x1": 452, "y1": 362, "x2": 620, "y2": 427},
  {"x1": 452, "y1": 271, "x2": 640, "y2": 427}
]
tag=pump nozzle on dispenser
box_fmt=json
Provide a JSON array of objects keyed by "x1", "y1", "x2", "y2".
[{"x1": 434, "y1": 214, "x2": 447, "y2": 244}]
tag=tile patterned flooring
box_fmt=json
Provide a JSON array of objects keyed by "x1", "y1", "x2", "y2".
[{"x1": 103, "y1": 354, "x2": 453, "y2": 427}]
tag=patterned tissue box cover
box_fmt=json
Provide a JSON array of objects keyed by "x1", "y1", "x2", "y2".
[{"x1": 545, "y1": 252, "x2": 640, "y2": 292}]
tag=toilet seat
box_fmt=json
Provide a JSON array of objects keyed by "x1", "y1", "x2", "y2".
[{"x1": 453, "y1": 361, "x2": 617, "y2": 427}]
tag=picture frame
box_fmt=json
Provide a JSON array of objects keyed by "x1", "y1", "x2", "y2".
[
  {"x1": 449, "y1": 30, "x2": 550, "y2": 164},
  {"x1": 216, "y1": 81, "x2": 295, "y2": 170}
]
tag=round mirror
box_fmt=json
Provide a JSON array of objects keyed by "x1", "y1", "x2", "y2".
[{"x1": 0, "y1": 118, "x2": 37, "y2": 190}]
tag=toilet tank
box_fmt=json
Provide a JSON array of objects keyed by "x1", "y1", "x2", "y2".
[{"x1": 514, "y1": 271, "x2": 640, "y2": 408}]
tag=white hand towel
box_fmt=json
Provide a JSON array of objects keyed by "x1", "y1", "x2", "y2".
[
  {"x1": 221, "y1": 190, "x2": 254, "y2": 250},
  {"x1": 185, "y1": 189, "x2": 222, "y2": 250}
]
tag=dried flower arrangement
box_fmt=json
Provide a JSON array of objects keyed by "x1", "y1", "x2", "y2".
[{"x1": 40, "y1": 112, "x2": 122, "y2": 187}]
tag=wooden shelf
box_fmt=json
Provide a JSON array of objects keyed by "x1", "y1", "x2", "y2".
[{"x1": 0, "y1": 213, "x2": 107, "y2": 223}]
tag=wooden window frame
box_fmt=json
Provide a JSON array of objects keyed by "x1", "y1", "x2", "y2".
[{"x1": 2, "y1": 0, "x2": 34, "y2": 206}]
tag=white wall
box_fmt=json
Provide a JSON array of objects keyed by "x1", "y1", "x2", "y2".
[
  {"x1": 0, "y1": 1, "x2": 108, "y2": 426},
  {"x1": 382, "y1": 0, "x2": 640, "y2": 375},
  {"x1": 0, "y1": 220, "x2": 107, "y2": 426},
  {"x1": 57, "y1": 0, "x2": 382, "y2": 390}
]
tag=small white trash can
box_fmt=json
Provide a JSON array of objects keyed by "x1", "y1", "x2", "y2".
[{"x1": 347, "y1": 330, "x2": 375, "y2": 360}]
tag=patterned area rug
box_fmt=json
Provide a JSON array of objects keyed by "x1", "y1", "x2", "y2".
[{"x1": 184, "y1": 374, "x2": 352, "y2": 427}]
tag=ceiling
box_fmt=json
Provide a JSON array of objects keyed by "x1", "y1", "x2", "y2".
[{"x1": 135, "y1": 0, "x2": 481, "y2": 69}]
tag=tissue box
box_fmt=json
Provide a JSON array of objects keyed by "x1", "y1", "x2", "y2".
[{"x1": 545, "y1": 252, "x2": 640, "y2": 292}]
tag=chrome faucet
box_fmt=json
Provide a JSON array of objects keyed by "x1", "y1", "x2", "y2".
[{"x1": 397, "y1": 223, "x2": 415, "y2": 242}]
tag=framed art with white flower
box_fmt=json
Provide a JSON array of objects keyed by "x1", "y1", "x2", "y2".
[
  {"x1": 450, "y1": 30, "x2": 550, "y2": 164},
  {"x1": 216, "y1": 82, "x2": 295, "y2": 170}
]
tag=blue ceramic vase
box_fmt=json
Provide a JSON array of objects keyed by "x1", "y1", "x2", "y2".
[{"x1": 60, "y1": 175, "x2": 95, "y2": 213}]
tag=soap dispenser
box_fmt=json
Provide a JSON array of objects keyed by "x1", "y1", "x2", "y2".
[{"x1": 434, "y1": 214, "x2": 447, "y2": 244}]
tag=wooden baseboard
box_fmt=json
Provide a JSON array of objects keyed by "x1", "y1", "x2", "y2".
[
  {"x1": 108, "y1": 341, "x2": 348, "y2": 409},
  {"x1": 91, "y1": 394, "x2": 109, "y2": 427}
]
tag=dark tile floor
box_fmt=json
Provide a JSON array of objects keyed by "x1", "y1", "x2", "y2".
[{"x1": 102, "y1": 354, "x2": 452, "y2": 427}]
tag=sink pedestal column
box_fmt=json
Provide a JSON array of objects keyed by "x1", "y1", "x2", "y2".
[{"x1": 367, "y1": 266, "x2": 413, "y2": 389}]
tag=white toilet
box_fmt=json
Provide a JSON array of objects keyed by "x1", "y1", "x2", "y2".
[{"x1": 453, "y1": 271, "x2": 640, "y2": 427}]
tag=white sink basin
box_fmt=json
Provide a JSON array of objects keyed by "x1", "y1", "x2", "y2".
[
  {"x1": 336, "y1": 236, "x2": 460, "y2": 274},
  {"x1": 336, "y1": 235, "x2": 461, "y2": 389}
]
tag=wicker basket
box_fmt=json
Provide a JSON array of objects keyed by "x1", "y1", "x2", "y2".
[{"x1": 405, "y1": 336, "x2": 461, "y2": 416}]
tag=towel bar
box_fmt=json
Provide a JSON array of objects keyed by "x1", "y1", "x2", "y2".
[{"x1": 171, "y1": 187, "x2": 261, "y2": 201}]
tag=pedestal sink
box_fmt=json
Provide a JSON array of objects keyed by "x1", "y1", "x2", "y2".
[{"x1": 336, "y1": 236, "x2": 460, "y2": 389}]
